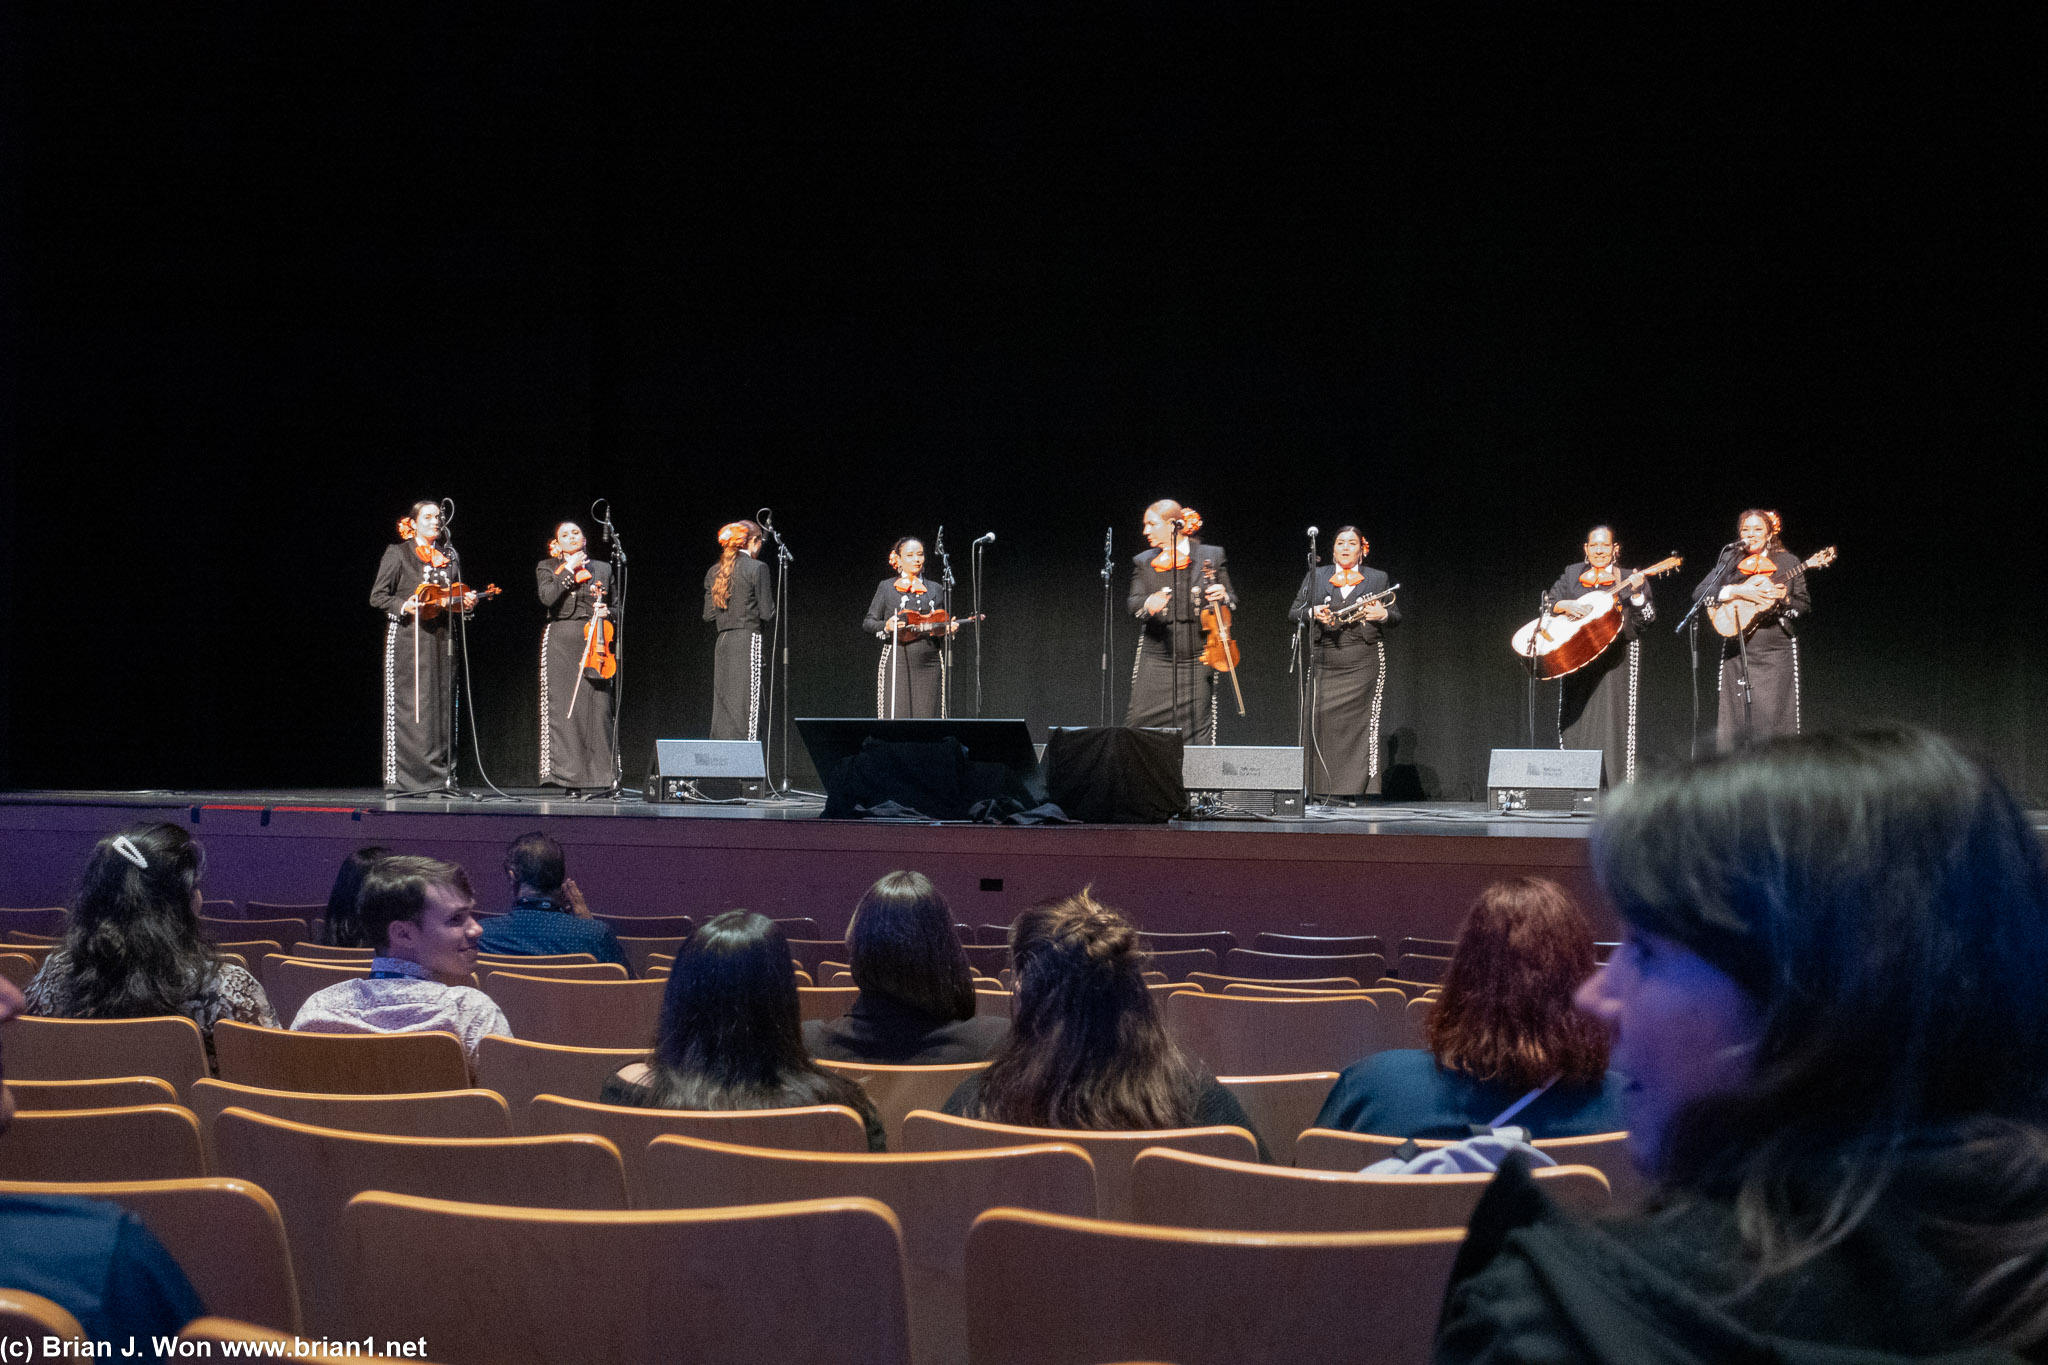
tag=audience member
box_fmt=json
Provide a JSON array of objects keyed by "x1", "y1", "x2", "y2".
[
  {"x1": 476, "y1": 831, "x2": 625, "y2": 966},
  {"x1": 1315, "y1": 876, "x2": 1624, "y2": 1140},
  {"x1": 602, "y1": 911, "x2": 884, "y2": 1149},
  {"x1": 291, "y1": 855, "x2": 511, "y2": 1068},
  {"x1": 24, "y1": 822, "x2": 277, "y2": 1048},
  {"x1": 317, "y1": 845, "x2": 388, "y2": 948},
  {"x1": 1, "y1": 973, "x2": 206, "y2": 1357},
  {"x1": 804, "y1": 871, "x2": 1007, "y2": 1064},
  {"x1": 1438, "y1": 728, "x2": 2048, "y2": 1358},
  {"x1": 943, "y1": 891, "x2": 1269, "y2": 1159}
]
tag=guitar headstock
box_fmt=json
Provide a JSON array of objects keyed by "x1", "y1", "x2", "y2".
[
  {"x1": 1806, "y1": 546, "x2": 1838, "y2": 569},
  {"x1": 1645, "y1": 555, "x2": 1683, "y2": 577}
]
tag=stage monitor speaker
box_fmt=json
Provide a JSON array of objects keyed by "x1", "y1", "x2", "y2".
[
  {"x1": 1044, "y1": 726, "x2": 1186, "y2": 824},
  {"x1": 796, "y1": 718, "x2": 1041, "y2": 820},
  {"x1": 646, "y1": 739, "x2": 768, "y2": 803},
  {"x1": 1486, "y1": 749, "x2": 1602, "y2": 814},
  {"x1": 1181, "y1": 744, "x2": 1306, "y2": 818}
]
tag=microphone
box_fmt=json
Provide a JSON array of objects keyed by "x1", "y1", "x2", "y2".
[
  {"x1": 1307, "y1": 525, "x2": 1319, "y2": 538},
  {"x1": 973, "y1": 532, "x2": 996, "y2": 546}
]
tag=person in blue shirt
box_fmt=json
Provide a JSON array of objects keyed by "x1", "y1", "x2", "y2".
[
  {"x1": 1, "y1": 974, "x2": 205, "y2": 1358},
  {"x1": 476, "y1": 832, "x2": 626, "y2": 967},
  {"x1": 1315, "y1": 876, "x2": 1626, "y2": 1141}
]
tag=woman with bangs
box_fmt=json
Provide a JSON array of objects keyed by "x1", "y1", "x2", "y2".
[{"x1": 1315, "y1": 877, "x2": 1625, "y2": 1140}]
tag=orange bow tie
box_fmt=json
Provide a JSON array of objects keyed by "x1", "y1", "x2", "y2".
[
  {"x1": 1151, "y1": 540, "x2": 1192, "y2": 571},
  {"x1": 1331, "y1": 566, "x2": 1362, "y2": 588},
  {"x1": 1738, "y1": 553, "x2": 1775, "y2": 576},
  {"x1": 1579, "y1": 565, "x2": 1617, "y2": 588},
  {"x1": 894, "y1": 577, "x2": 927, "y2": 594}
]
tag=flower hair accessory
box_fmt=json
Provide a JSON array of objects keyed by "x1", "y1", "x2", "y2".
[
  {"x1": 1175, "y1": 508, "x2": 1203, "y2": 536},
  {"x1": 717, "y1": 522, "x2": 752, "y2": 549},
  {"x1": 397, "y1": 516, "x2": 417, "y2": 541},
  {"x1": 111, "y1": 835, "x2": 149, "y2": 870},
  {"x1": 1766, "y1": 510, "x2": 1783, "y2": 537}
]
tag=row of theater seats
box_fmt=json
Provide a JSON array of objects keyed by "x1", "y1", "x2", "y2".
[{"x1": 1, "y1": 1041, "x2": 1632, "y2": 1365}]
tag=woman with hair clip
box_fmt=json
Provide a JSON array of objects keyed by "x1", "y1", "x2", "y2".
[
  {"x1": 862, "y1": 536, "x2": 949, "y2": 719},
  {"x1": 1127, "y1": 500, "x2": 1236, "y2": 743},
  {"x1": 602, "y1": 911, "x2": 885, "y2": 1149},
  {"x1": 1436, "y1": 728, "x2": 2048, "y2": 1359},
  {"x1": 1693, "y1": 508, "x2": 1810, "y2": 752},
  {"x1": 537, "y1": 521, "x2": 615, "y2": 794},
  {"x1": 1288, "y1": 525, "x2": 1397, "y2": 800},
  {"x1": 805, "y1": 871, "x2": 1009, "y2": 1064},
  {"x1": 25, "y1": 822, "x2": 277, "y2": 1051},
  {"x1": 369, "y1": 499, "x2": 474, "y2": 794},
  {"x1": 943, "y1": 891, "x2": 1270, "y2": 1160},
  {"x1": 703, "y1": 520, "x2": 773, "y2": 741},
  {"x1": 1315, "y1": 876, "x2": 1623, "y2": 1139}
]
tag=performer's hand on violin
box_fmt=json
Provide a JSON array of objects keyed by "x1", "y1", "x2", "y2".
[
  {"x1": 591, "y1": 603, "x2": 609, "y2": 620},
  {"x1": 1202, "y1": 584, "x2": 1227, "y2": 604},
  {"x1": 400, "y1": 598, "x2": 420, "y2": 616},
  {"x1": 885, "y1": 613, "x2": 903, "y2": 632},
  {"x1": 460, "y1": 591, "x2": 478, "y2": 610}
]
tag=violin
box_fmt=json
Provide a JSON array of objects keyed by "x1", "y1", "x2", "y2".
[
  {"x1": 892, "y1": 609, "x2": 986, "y2": 645},
  {"x1": 580, "y1": 581, "x2": 617, "y2": 681},
  {"x1": 1198, "y1": 559, "x2": 1246, "y2": 715},
  {"x1": 411, "y1": 581, "x2": 501, "y2": 619}
]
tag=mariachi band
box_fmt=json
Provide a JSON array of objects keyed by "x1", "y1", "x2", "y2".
[{"x1": 374, "y1": 500, "x2": 1828, "y2": 799}]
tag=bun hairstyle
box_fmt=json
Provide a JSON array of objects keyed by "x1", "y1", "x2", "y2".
[
  {"x1": 965, "y1": 890, "x2": 1201, "y2": 1130},
  {"x1": 710, "y1": 520, "x2": 764, "y2": 611},
  {"x1": 63, "y1": 822, "x2": 222, "y2": 1018}
]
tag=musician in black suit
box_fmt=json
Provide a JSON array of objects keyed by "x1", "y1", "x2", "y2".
[
  {"x1": 862, "y1": 537, "x2": 948, "y2": 718},
  {"x1": 1547, "y1": 525, "x2": 1653, "y2": 786},
  {"x1": 1288, "y1": 526, "x2": 1398, "y2": 799},
  {"x1": 1127, "y1": 500, "x2": 1235, "y2": 743},
  {"x1": 1692, "y1": 509, "x2": 1811, "y2": 752}
]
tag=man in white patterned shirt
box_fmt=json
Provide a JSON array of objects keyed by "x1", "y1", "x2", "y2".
[{"x1": 292, "y1": 854, "x2": 512, "y2": 1068}]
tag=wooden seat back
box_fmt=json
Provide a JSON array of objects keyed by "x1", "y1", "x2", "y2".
[
  {"x1": 3, "y1": 1075, "x2": 179, "y2": 1110},
  {"x1": 799, "y1": 985, "x2": 860, "y2": 1023},
  {"x1": 0, "y1": 1290, "x2": 84, "y2": 1346},
  {"x1": 0, "y1": 1104, "x2": 205, "y2": 1182},
  {"x1": 262, "y1": 956, "x2": 371, "y2": 1027},
  {"x1": 592, "y1": 913, "x2": 696, "y2": 940},
  {"x1": 201, "y1": 915, "x2": 311, "y2": 946},
  {"x1": 474, "y1": 951, "x2": 601, "y2": 967},
  {"x1": 339, "y1": 1190, "x2": 911, "y2": 1364},
  {"x1": 0, "y1": 907, "x2": 69, "y2": 937},
  {"x1": 615, "y1": 935, "x2": 687, "y2": 976},
  {"x1": 1213, "y1": 1072, "x2": 1339, "y2": 1165},
  {"x1": 212, "y1": 1108, "x2": 628, "y2": 1334},
  {"x1": 0, "y1": 1176, "x2": 301, "y2": 1333},
  {"x1": 643, "y1": 1136, "x2": 1093, "y2": 1365},
  {"x1": 1165, "y1": 990, "x2": 1384, "y2": 1077},
  {"x1": 901, "y1": 1110, "x2": 1257, "y2": 1221},
  {"x1": 813, "y1": 1060, "x2": 990, "y2": 1150},
  {"x1": 1223, "y1": 948, "x2": 1388, "y2": 982},
  {"x1": 7, "y1": 1014, "x2": 208, "y2": 1097},
  {"x1": 529, "y1": 1094, "x2": 868, "y2": 1203},
  {"x1": 1293, "y1": 1128, "x2": 1646, "y2": 1206},
  {"x1": 964, "y1": 1207, "x2": 1463, "y2": 1365},
  {"x1": 212, "y1": 1020, "x2": 470, "y2": 1094},
  {"x1": 1394, "y1": 953, "x2": 1451, "y2": 984},
  {"x1": 1136, "y1": 930, "x2": 1237, "y2": 956},
  {"x1": 1186, "y1": 972, "x2": 1361, "y2": 993},
  {"x1": 482, "y1": 973, "x2": 664, "y2": 1049},
  {"x1": 1137, "y1": 947, "x2": 1222, "y2": 981},
  {"x1": 473, "y1": 1036, "x2": 641, "y2": 1130},
  {"x1": 188, "y1": 1080, "x2": 511, "y2": 1165},
  {"x1": 1130, "y1": 1147, "x2": 1611, "y2": 1231},
  {"x1": 1253, "y1": 933, "x2": 1387, "y2": 958},
  {"x1": 0, "y1": 953, "x2": 37, "y2": 990}
]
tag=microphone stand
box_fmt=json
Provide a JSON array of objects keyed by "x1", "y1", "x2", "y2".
[
  {"x1": 1170, "y1": 517, "x2": 1189, "y2": 744},
  {"x1": 1099, "y1": 527, "x2": 1114, "y2": 727},
  {"x1": 1677, "y1": 543, "x2": 1741, "y2": 761},
  {"x1": 595, "y1": 501, "x2": 626, "y2": 797},
  {"x1": 759, "y1": 514, "x2": 795, "y2": 794},
  {"x1": 971, "y1": 537, "x2": 987, "y2": 716},
  {"x1": 1527, "y1": 590, "x2": 1550, "y2": 748},
  {"x1": 1296, "y1": 529, "x2": 1318, "y2": 800},
  {"x1": 935, "y1": 527, "x2": 956, "y2": 718},
  {"x1": 435, "y1": 507, "x2": 489, "y2": 800}
]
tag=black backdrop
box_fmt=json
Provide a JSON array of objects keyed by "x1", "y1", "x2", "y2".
[{"x1": 6, "y1": 10, "x2": 2042, "y2": 801}]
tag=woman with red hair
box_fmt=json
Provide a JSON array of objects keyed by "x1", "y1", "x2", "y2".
[
  {"x1": 703, "y1": 520, "x2": 772, "y2": 741},
  {"x1": 1314, "y1": 877, "x2": 1624, "y2": 1139}
]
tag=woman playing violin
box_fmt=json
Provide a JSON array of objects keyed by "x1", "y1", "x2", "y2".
[
  {"x1": 1692, "y1": 509, "x2": 1811, "y2": 751},
  {"x1": 1288, "y1": 525, "x2": 1397, "y2": 800},
  {"x1": 1126, "y1": 500, "x2": 1235, "y2": 744},
  {"x1": 538, "y1": 521, "x2": 616, "y2": 794},
  {"x1": 704, "y1": 520, "x2": 774, "y2": 741},
  {"x1": 862, "y1": 537, "x2": 950, "y2": 719},
  {"x1": 1548, "y1": 525, "x2": 1653, "y2": 785},
  {"x1": 369, "y1": 500, "x2": 475, "y2": 794}
]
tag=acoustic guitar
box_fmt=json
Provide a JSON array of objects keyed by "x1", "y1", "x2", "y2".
[
  {"x1": 1708, "y1": 546, "x2": 1837, "y2": 638},
  {"x1": 1509, "y1": 556, "x2": 1683, "y2": 680}
]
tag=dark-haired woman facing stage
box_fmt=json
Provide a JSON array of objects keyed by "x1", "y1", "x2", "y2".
[
  {"x1": 537, "y1": 521, "x2": 615, "y2": 792},
  {"x1": 703, "y1": 520, "x2": 774, "y2": 741},
  {"x1": 862, "y1": 537, "x2": 947, "y2": 719},
  {"x1": 369, "y1": 501, "x2": 472, "y2": 794},
  {"x1": 1127, "y1": 500, "x2": 1234, "y2": 744},
  {"x1": 1693, "y1": 508, "x2": 1811, "y2": 752},
  {"x1": 1289, "y1": 526, "x2": 1397, "y2": 799}
]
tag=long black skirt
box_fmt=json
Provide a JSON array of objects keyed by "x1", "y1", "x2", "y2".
[
  {"x1": 1308, "y1": 642, "x2": 1385, "y2": 796},
  {"x1": 711, "y1": 629, "x2": 764, "y2": 740},
  {"x1": 539, "y1": 621, "x2": 615, "y2": 789},
  {"x1": 383, "y1": 614, "x2": 456, "y2": 793},
  {"x1": 876, "y1": 638, "x2": 943, "y2": 718},
  {"x1": 1717, "y1": 625, "x2": 1801, "y2": 752},
  {"x1": 1559, "y1": 638, "x2": 1639, "y2": 786},
  {"x1": 1127, "y1": 644, "x2": 1218, "y2": 743}
]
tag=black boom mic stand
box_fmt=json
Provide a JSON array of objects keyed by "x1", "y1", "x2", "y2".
[{"x1": 593, "y1": 498, "x2": 626, "y2": 798}]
